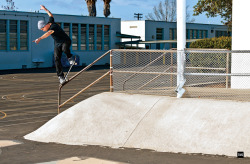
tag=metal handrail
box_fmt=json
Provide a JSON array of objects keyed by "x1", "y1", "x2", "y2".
[
  {"x1": 58, "y1": 50, "x2": 111, "y2": 114},
  {"x1": 60, "y1": 50, "x2": 111, "y2": 87},
  {"x1": 112, "y1": 49, "x2": 177, "y2": 53}
]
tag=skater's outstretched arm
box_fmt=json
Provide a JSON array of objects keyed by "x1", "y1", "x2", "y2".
[
  {"x1": 33, "y1": 30, "x2": 54, "y2": 44},
  {"x1": 40, "y1": 5, "x2": 53, "y2": 17}
]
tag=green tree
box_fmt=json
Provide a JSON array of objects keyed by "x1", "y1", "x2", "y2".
[{"x1": 193, "y1": 0, "x2": 232, "y2": 27}]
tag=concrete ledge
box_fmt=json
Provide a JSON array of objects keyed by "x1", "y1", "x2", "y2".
[{"x1": 24, "y1": 92, "x2": 250, "y2": 157}]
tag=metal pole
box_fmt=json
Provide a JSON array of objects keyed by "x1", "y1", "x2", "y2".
[
  {"x1": 176, "y1": 0, "x2": 186, "y2": 98},
  {"x1": 58, "y1": 87, "x2": 62, "y2": 114}
]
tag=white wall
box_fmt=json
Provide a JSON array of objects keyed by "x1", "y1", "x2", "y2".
[
  {"x1": 0, "y1": 11, "x2": 120, "y2": 70},
  {"x1": 231, "y1": 0, "x2": 250, "y2": 88},
  {"x1": 121, "y1": 21, "x2": 145, "y2": 48}
]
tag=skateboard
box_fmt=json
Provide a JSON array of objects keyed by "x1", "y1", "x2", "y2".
[{"x1": 64, "y1": 56, "x2": 77, "y2": 81}]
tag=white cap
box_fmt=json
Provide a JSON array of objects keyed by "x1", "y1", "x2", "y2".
[{"x1": 38, "y1": 20, "x2": 46, "y2": 30}]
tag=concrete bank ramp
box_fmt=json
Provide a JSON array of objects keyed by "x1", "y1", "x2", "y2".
[{"x1": 24, "y1": 92, "x2": 250, "y2": 157}]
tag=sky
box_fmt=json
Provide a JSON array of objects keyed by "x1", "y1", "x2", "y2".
[{"x1": 0, "y1": 0, "x2": 223, "y2": 25}]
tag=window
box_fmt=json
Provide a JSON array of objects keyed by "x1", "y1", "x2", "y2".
[
  {"x1": 97, "y1": 25, "x2": 102, "y2": 50},
  {"x1": 169, "y1": 28, "x2": 177, "y2": 49},
  {"x1": 72, "y1": 24, "x2": 78, "y2": 50},
  {"x1": 59, "y1": 23, "x2": 111, "y2": 51},
  {"x1": 186, "y1": 30, "x2": 189, "y2": 39},
  {"x1": 174, "y1": 29, "x2": 177, "y2": 40},
  {"x1": 199, "y1": 30, "x2": 202, "y2": 39},
  {"x1": 169, "y1": 28, "x2": 177, "y2": 40},
  {"x1": 201, "y1": 30, "x2": 208, "y2": 38},
  {"x1": 64, "y1": 23, "x2": 70, "y2": 36},
  {"x1": 0, "y1": 19, "x2": 28, "y2": 51},
  {"x1": 89, "y1": 24, "x2": 95, "y2": 50},
  {"x1": 189, "y1": 29, "x2": 206, "y2": 39},
  {"x1": 216, "y1": 30, "x2": 231, "y2": 37},
  {"x1": 169, "y1": 29, "x2": 173, "y2": 40},
  {"x1": 104, "y1": 25, "x2": 110, "y2": 50},
  {"x1": 193, "y1": 30, "x2": 197, "y2": 39},
  {"x1": 156, "y1": 28, "x2": 163, "y2": 40},
  {"x1": 10, "y1": 20, "x2": 17, "y2": 50},
  {"x1": 204, "y1": 30, "x2": 208, "y2": 38},
  {"x1": 20, "y1": 21, "x2": 28, "y2": 50},
  {"x1": 156, "y1": 28, "x2": 163, "y2": 49},
  {"x1": 0, "y1": 20, "x2": 7, "y2": 50},
  {"x1": 81, "y1": 24, "x2": 87, "y2": 50},
  {"x1": 190, "y1": 30, "x2": 193, "y2": 39}
]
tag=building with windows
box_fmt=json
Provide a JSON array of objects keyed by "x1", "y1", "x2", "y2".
[
  {"x1": 120, "y1": 20, "x2": 231, "y2": 49},
  {"x1": 0, "y1": 10, "x2": 232, "y2": 71},
  {"x1": 0, "y1": 10, "x2": 120, "y2": 70}
]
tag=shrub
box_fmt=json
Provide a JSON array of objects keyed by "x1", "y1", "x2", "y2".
[{"x1": 189, "y1": 36, "x2": 231, "y2": 50}]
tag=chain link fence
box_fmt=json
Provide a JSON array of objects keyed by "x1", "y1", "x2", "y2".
[
  {"x1": 112, "y1": 49, "x2": 250, "y2": 101},
  {"x1": 184, "y1": 49, "x2": 250, "y2": 101},
  {"x1": 112, "y1": 49, "x2": 177, "y2": 96}
]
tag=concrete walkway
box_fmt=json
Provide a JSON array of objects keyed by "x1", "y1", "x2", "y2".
[{"x1": 25, "y1": 92, "x2": 250, "y2": 157}]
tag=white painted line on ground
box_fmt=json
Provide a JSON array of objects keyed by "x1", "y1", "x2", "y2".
[
  {"x1": 36, "y1": 157, "x2": 128, "y2": 164},
  {"x1": 0, "y1": 140, "x2": 22, "y2": 148}
]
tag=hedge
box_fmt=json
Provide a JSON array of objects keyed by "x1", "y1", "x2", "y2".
[{"x1": 189, "y1": 36, "x2": 231, "y2": 50}]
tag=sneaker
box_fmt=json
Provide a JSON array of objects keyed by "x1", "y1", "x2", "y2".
[
  {"x1": 58, "y1": 76, "x2": 66, "y2": 84},
  {"x1": 68, "y1": 57, "x2": 74, "y2": 66}
]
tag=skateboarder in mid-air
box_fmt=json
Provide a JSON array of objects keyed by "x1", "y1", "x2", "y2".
[{"x1": 33, "y1": 5, "x2": 74, "y2": 84}]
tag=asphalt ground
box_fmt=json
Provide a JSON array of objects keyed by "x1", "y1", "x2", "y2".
[{"x1": 0, "y1": 66, "x2": 249, "y2": 164}]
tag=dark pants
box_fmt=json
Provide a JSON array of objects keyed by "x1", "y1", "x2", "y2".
[{"x1": 54, "y1": 40, "x2": 72, "y2": 77}]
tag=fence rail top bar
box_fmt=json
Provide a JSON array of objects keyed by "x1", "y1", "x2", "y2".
[
  {"x1": 186, "y1": 50, "x2": 250, "y2": 53},
  {"x1": 110, "y1": 49, "x2": 250, "y2": 53},
  {"x1": 112, "y1": 49, "x2": 177, "y2": 53},
  {"x1": 185, "y1": 73, "x2": 250, "y2": 76}
]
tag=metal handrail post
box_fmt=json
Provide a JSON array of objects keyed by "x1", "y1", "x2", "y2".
[{"x1": 58, "y1": 87, "x2": 62, "y2": 114}]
